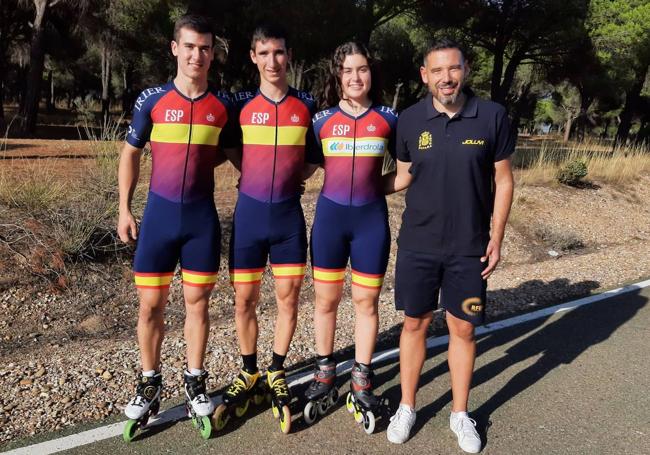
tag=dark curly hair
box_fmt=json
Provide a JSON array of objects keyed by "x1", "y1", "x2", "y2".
[{"x1": 322, "y1": 42, "x2": 383, "y2": 108}]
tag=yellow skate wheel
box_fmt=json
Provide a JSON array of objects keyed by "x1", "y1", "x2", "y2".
[
  {"x1": 199, "y1": 415, "x2": 212, "y2": 439},
  {"x1": 346, "y1": 392, "x2": 355, "y2": 413},
  {"x1": 122, "y1": 419, "x2": 138, "y2": 443},
  {"x1": 272, "y1": 402, "x2": 280, "y2": 419},
  {"x1": 212, "y1": 404, "x2": 229, "y2": 431},
  {"x1": 253, "y1": 393, "x2": 265, "y2": 405},
  {"x1": 354, "y1": 407, "x2": 363, "y2": 423},
  {"x1": 235, "y1": 399, "x2": 250, "y2": 418},
  {"x1": 279, "y1": 405, "x2": 291, "y2": 434}
]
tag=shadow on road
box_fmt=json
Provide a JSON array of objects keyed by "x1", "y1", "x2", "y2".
[{"x1": 400, "y1": 286, "x2": 647, "y2": 449}]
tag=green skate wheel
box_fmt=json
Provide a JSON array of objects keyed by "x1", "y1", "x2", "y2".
[
  {"x1": 235, "y1": 399, "x2": 249, "y2": 417},
  {"x1": 303, "y1": 401, "x2": 317, "y2": 425},
  {"x1": 363, "y1": 411, "x2": 375, "y2": 434},
  {"x1": 191, "y1": 416, "x2": 199, "y2": 429},
  {"x1": 279, "y1": 405, "x2": 291, "y2": 434},
  {"x1": 272, "y1": 402, "x2": 280, "y2": 419},
  {"x1": 199, "y1": 415, "x2": 212, "y2": 439},
  {"x1": 353, "y1": 407, "x2": 363, "y2": 423},
  {"x1": 346, "y1": 392, "x2": 355, "y2": 413},
  {"x1": 212, "y1": 404, "x2": 229, "y2": 431},
  {"x1": 122, "y1": 419, "x2": 138, "y2": 443}
]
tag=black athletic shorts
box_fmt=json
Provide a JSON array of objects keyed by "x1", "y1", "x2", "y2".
[{"x1": 394, "y1": 248, "x2": 487, "y2": 325}]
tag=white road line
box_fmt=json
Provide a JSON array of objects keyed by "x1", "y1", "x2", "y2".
[{"x1": 4, "y1": 278, "x2": 650, "y2": 454}]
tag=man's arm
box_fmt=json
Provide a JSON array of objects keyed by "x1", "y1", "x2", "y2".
[
  {"x1": 117, "y1": 143, "x2": 142, "y2": 243},
  {"x1": 384, "y1": 159, "x2": 413, "y2": 194},
  {"x1": 481, "y1": 158, "x2": 514, "y2": 279}
]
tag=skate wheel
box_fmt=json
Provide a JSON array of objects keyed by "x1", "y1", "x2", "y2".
[
  {"x1": 122, "y1": 419, "x2": 138, "y2": 443},
  {"x1": 353, "y1": 407, "x2": 363, "y2": 423},
  {"x1": 253, "y1": 393, "x2": 265, "y2": 405},
  {"x1": 271, "y1": 402, "x2": 280, "y2": 419},
  {"x1": 317, "y1": 399, "x2": 329, "y2": 416},
  {"x1": 212, "y1": 404, "x2": 229, "y2": 432},
  {"x1": 199, "y1": 415, "x2": 212, "y2": 439},
  {"x1": 346, "y1": 392, "x2": 355, "y2": 413},
  {"x1": 235, "y1": 399, "x2": 249, "y2": 418},
  {"x1": 279, "y1": 405, "x2": 291, "y2": 434},
  {"x1": 329, "y1": 387, "x2": 339, "y2": 406},
  {"x1": 363, "y1": 411, "x2": 375, "y2": 434},
  {"x1": 303, "y1": 401, "x2": 317, "y2": 425},
  {"x1": 191, "y1": 416, "x2": 199, "y2": 429}
]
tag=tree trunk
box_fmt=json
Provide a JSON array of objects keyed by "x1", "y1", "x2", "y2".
[
  {"x1": 616, "y1": 64, "x2": 649, "y2": 144},
  {"x1": 46, "y1": 69, "x2": 55, "y2": 113},
  {"x1": 0, "y1": 75, "x2": 5, "y2": 133},
  {"x1": 563, "y1": 116, "x2": 574, "y2": 142},
  {"x1": 121, "y1": 65, "x2": 133, "y2": 115},
  {"x1": 392, "y1": 82, "x2": 403, "y2": 110},
  {"x1": 20, "y1": 0, "x2": 49, "y2": 136},
  {"x1": 101, "y1": 41, "x2": 112, "y2": 125},
  {"x1": 490, "y1": 44, "x2": 505, "y2": 104}
]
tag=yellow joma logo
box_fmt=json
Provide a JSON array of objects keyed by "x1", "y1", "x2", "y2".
[{"x1": 462, "y1": 139, "x2": 485, "y2": 145}]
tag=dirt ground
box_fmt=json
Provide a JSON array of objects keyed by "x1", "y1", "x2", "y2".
[{"x1": 1, "y1": 137, "x2": 649, "y2": 443}]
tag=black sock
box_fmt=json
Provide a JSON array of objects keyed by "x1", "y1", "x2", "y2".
[
  {"x1": 269, "y1": 352, "x2": 286, "y2": 371},
  {"x1": 242, "y1": 353, "x2": 258, "y2": 373}
]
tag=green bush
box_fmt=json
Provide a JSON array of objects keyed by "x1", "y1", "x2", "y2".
[{"x1": 556, "y1": 159, "x2": 588, "y2": 185}]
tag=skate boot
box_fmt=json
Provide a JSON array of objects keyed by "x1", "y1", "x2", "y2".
[
  {"x1": 303, "y1": 357, "x2": 338, "y2": 425},
  {"x1": 266, "y1": 368, "x2": 292, "y2": 434},
  {"x1": 212, "y1": 369, "x2": 264, "y2": 432},
  {"x1": 123, "y1": 372, "x2": 162, "y2": 442},
  {"x1": 346, "y1": 362, "x2": 381, "y2": 434},
  {"x1": 184, "y1": 370, "x2": 214, "y2": 439}
]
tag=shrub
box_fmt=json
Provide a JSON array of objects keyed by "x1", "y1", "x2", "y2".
[{"x1": 556, "y1": 159, "x2": 588, "y2": 185}]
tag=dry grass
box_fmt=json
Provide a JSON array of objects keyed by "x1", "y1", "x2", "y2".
[{"x1": 514, "y1": 139, "x2": 650, "y2": 186}]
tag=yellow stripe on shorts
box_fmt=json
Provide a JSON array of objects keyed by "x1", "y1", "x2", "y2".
[
  {"x1": 351, "y1": 271, "x2": 384, "y2": 289},
  {"x1": 312, "y1": 267, "x2": 346, "y2": 283},
  {"x1": 229, "y1": 268, "x2": 264, "y2": 284},
  {"x1": 271, "y1": 264, "x2": 306, "y2": 279},
  {"x1": 134, "y1": 272, "x2": 174, "y2": 288},
  {"x1": 182, "y1": 269, "x2": 218, "y2": 287}
]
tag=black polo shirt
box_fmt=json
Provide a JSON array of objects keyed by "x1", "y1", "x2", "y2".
[{"x1": 396, "y1": 91, "x2": 515, "y2": 256}]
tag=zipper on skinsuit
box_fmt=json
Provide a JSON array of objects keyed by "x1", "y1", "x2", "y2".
[
  {"x1": 349, "y1": 117, "x2": 357, "y2": 206},
  {"x1": 180, "y1": 100, "x2": 194, "y2": 204},
  {"x1": 270, "y1": 102, "x2": 279, "y2": 203}
]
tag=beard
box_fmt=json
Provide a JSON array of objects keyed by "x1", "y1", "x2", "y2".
[{"x1": 434, "y1": 82, "x2": 462, "y2": 106}]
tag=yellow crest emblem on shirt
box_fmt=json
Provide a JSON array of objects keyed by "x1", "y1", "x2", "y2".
[{"x1": 418, "y1": 131, "x2": 432, "y2": 150}]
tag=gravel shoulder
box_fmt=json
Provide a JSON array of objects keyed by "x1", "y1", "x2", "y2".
[{"x1": 1, "y1": 169, "x2": 649, "y2": 444}]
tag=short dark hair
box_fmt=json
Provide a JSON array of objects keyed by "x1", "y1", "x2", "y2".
[
  {"x1": 174, "y1": 14, "x2": 214, "y2": 46},
  {"x1": 423, "y1": 37, "x2": 467, "y2": 65},
  {"x1": 250, "y1": 23, "x2": 289, "y2": 51}
]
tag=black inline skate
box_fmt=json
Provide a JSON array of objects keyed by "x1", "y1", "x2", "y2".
[
  {"x1": 183, "y1": 370, "x2": 214, "y2": 439},
  {"x1": 346, "y1": 362, "x2": 381, "y2": 434},
  {"x1": 303, "y1": 357, "x2": 338, "y2": 425},
  {"x1": 266, "y1": 368, "x2": 292, "y2": 434},
  {"x1": 123, "y1": 372, "x2": 163, "y2": 442},
  {"x1": 212, "y1": 369, "x2": 265, "y2": 432}
]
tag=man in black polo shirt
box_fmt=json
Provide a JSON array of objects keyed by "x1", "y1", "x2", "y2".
[{"x1": 385, "y1": 38, "x2": 515, "y2": 452}]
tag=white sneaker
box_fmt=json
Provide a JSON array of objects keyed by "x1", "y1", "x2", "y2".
[
  {"x1": 450, "y1": 412, "x2": 481, "y2": 453},
  {"x1": 387, "y1": 403, "x2": 416, "y2": 444}
]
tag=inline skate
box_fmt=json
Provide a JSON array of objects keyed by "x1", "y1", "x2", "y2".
[
  {"x1": 346, "y1": 362, "x2": 381, "y2": 434},
  {"x1": 212, "y1": 369, "x2": 265, "y2": 432},
  {"x1": 183, "y1": 370, "x2": 214, "y2": 439},
  {"x1": 303, "y1": 357, "x2": 338, "y2": 425},
  {"x1": 123, "y1": 372, "x2": 162, "y2": 442}
]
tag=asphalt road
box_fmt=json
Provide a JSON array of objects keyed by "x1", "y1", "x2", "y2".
[{"x1": 3, "y1": 286, "x2": 649, "y2": 454}]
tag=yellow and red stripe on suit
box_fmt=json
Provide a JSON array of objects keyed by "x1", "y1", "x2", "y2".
[{"x1": 233, "y1": 88, "x2": 320, "y2": 203}]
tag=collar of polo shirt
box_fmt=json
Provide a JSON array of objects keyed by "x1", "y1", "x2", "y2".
[{"x1": 425, "y1": 88, "x2": 479, "y2": 120}]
